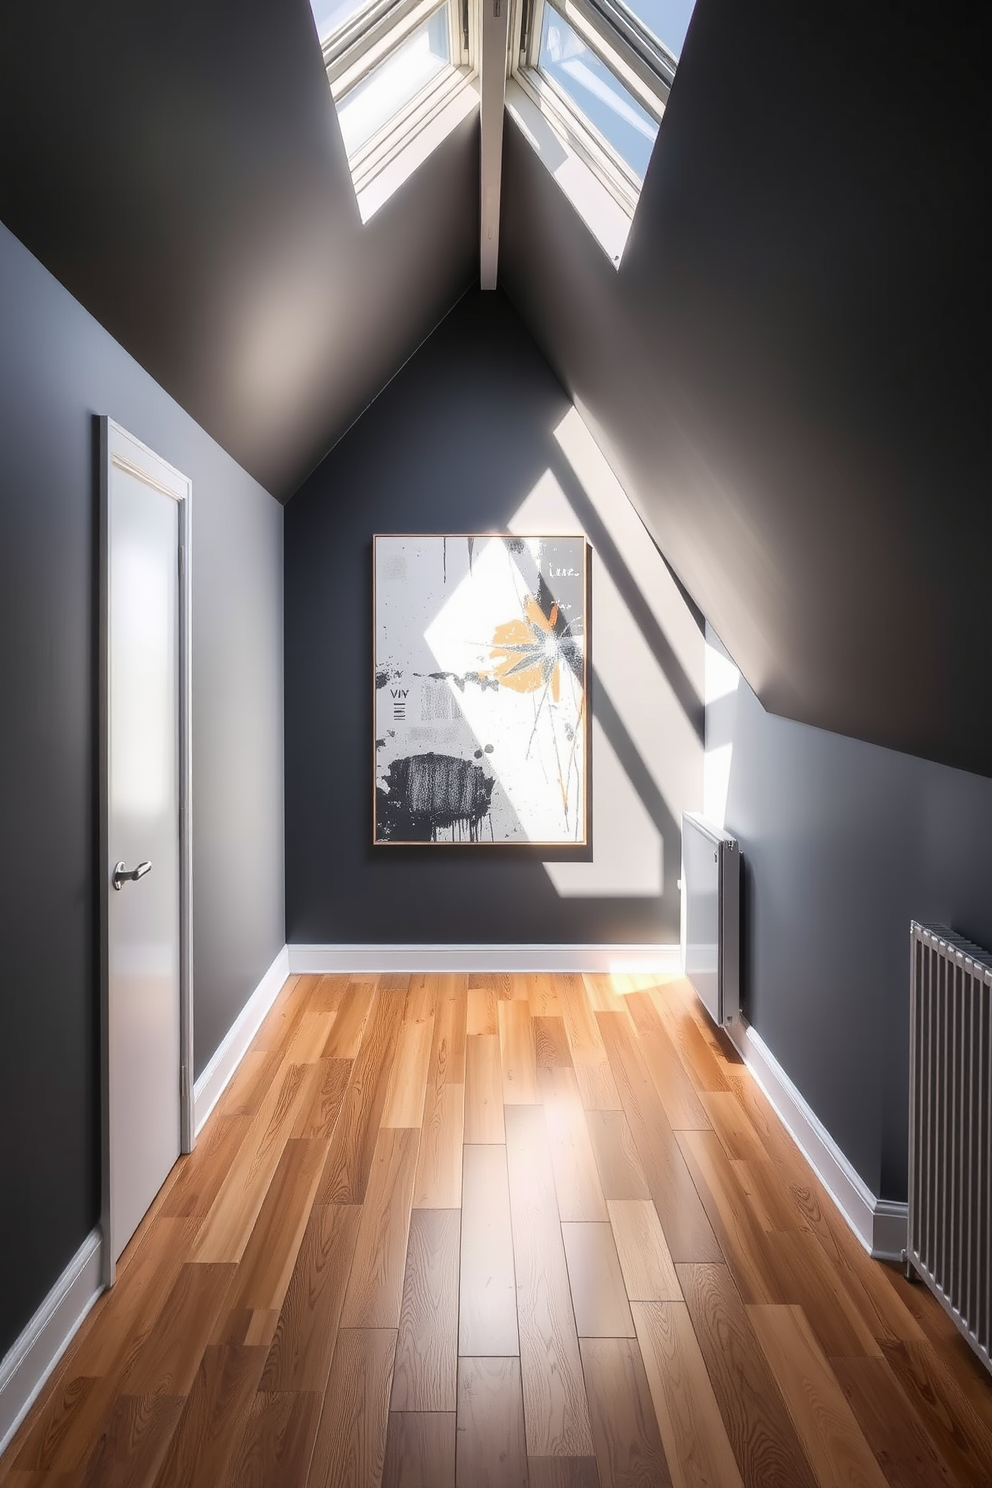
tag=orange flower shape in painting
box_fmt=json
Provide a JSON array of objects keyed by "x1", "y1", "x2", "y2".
[{"x1": 489, "y1": 594, "x2": 582, "y2": 703}]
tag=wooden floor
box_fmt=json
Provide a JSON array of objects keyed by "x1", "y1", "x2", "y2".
[{"x1": 3, "y1": 973, "x2": 991, "y2": 1488}]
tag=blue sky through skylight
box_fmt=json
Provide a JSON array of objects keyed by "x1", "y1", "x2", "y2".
[
  {"x1": 621, "y1": 0, "x2": 695, "y2": 58},
  {"x1": 539, "y1": 5, "x2": 659, "y2": 181}
]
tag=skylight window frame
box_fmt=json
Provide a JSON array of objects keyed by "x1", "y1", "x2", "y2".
[
  {"x1": 320, "y1": 0, "x2": 478, "y2": 201},
  {"x1": 510, "y1": 0, "x2": 673, "y2": 215}
]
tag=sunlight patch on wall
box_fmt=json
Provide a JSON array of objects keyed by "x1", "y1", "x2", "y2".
[
  {"x1": 703, "y1": 623, "x2": 740, "y2": 831},
  {"x1": 511, "y1": 424, "x2": 704, "y2": 898},
  {"x1": 546, "y1": 715, "x2": 662, "y2": 896}
]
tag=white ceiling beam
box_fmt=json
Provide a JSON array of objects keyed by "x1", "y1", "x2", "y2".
[{"x1": 480, "y1": 0, "x2": 510, "y2": 288}]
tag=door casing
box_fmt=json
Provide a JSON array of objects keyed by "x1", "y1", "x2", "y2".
[{"x1": 98, "y1": 417, "x2": 194, "y2": 1286}]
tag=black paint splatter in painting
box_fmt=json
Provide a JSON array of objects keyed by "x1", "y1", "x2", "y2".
[
  {"x1": 377, "y1": 752, "x2": 495, "y2": 842},
  {"x1": 414, "y1": 669, "x2": 500, "y2": 693},
  {"x1": 376, "y1": 664, "x2": 401, "y2": 690}
]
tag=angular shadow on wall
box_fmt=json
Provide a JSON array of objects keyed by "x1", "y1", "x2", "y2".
[{"x1": 510, "y1": 406, "x2": 706, "y2": 905}]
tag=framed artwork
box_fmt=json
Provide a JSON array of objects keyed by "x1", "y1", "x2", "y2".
[{"x1": 374, "y1": 533, "x2": 589, "y2": 845}]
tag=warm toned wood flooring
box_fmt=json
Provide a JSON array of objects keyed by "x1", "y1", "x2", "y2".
[{"x1": 3, "y1": 971, "x2": 992, "y2": 1488}]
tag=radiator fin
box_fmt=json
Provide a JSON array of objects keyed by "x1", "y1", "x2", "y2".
[{"x1": 909, "y1": 921, "x2": 992, "y2": 1375}]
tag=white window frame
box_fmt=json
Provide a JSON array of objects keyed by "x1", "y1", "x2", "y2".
[
  {"x1": 509, "y1": 0, "x2": 674, "y2": 217},
  {"x1": 321, "y1": 0, "x2": 479, "y2": 196}
]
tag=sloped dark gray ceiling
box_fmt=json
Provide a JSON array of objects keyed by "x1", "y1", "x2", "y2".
[
  {"x1": 501, "y1": 0, "x2": 992, "y2": 776},
  {"x1": 0, "y1": 0, "x2": 478, "y2": 498},
  {"x1": 1, "y1": 0, "x2": 989, "y2": 775}
]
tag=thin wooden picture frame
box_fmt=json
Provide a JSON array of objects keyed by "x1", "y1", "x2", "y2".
[{"x1": 373, "y1": 532, "x2": 589, "y2": 846}]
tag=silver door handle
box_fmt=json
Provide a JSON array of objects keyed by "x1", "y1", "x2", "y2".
[{"x1": 112, "y1": 860, "x2": 152, "y2": 890}]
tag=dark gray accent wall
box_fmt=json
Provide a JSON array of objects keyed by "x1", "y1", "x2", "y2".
[
  {"x1": 286, "y1": 289, "x2": 697, "y2": 944},
  {"x1": 0, "y1": 221, "x2": 284, "y2": 1358},
  {"x1": 500, "y1": 0, "x2": 991, "y2": 779},
  {"x1": 0, "y1": 0, "x2": 478, "y2": 499},
  {"x1": 718, "y1": 657, "x2": 992, "y2": 1200}
]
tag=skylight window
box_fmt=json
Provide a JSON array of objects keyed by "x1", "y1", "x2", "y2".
[
  {"x1": 311, "y1": 0, "x2": 478, "y2": 222},
  {"x1": 337, "y1": 7, "x2": 452, "y2": 157},
  {"x1": 538, "y1": 4, "x2": 657, "y2": 183},
  {"x1": 507, "y1": 0, "x2": 694, "y2": 263}
]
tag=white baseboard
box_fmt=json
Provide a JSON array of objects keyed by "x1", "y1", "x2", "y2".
[
  {"x1": 0, "y1": 1229, "x2": 103, "y2": 1458},
  {"x1": 732, "y1": 1019, "x2": 907, "y2": 1260},
  {"x1": 193, "y1": 944, "x2": 290, "y2": 1135},
  {"x1": 287, "y1": 943, "x2": 682, "y2": 975}
]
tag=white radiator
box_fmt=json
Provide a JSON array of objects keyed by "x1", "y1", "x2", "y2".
[
  {"x1": 908, "y1": 922, "x2": 992, "y2": 1376},
  {"x1": 681, "y1": 812, "x2": 741, "y2": 1030}
]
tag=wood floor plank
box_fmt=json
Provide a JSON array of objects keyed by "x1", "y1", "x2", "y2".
[
  {"x1": 123, "y1": 1262, "x2": 235, "y2": 1394},
  {"x1": 535, "y1": 1016, "x2": 573, "y2": 1068},
  {"x1": 430, "y1": 987, "x2": 468, "y2": 1083},
  {"x1": 831, "y1": 1354, "x2": 960, "y2": 1488},
  {"x1": 504, "y1": 1104, "x2": 594, "y2": 1456},
  {"x1": 561, "y1": 1223, "x2": 635, "y2": 1338},
  {"x1": 700, "y1": 1091, "x2": 767, "y2": 1163},
  {"x1": 317, "y1": 990, "x2": 405, "y2": 1203},
  {"x1": 528, "y1": 973, "x2": 563, "y2": 1019},
  {"x1": 222, "y1": 1390, "x2": 321, "y2": 1488},
  {"x1": 340, "y1": 1126, "x2": 420, "y2": 1329},
  {"x1": 540, "y1": 1067, "x2": 609, "y2": 1222},
  {"x1": 581, "y1": 974, "x2": 629, "y2": 1015},
  {"x1": 652, "y1": 989, "x2": 731, "y2": 1092},
  {"x1": 624, "y1": 993, "x2": 709, "y2": 1132},
  {"x1": 77, "y1": 1394, "x2": 184, "y2": 1488},
  {"x1": 607, "y1": 1200, "x2": 680, "y2": 1303},
  {"x1": 291, "y1": 1055, "x2": 352, "y2": 1141},
  {"x1": 598, "y1": 1013, "x2": 721, "y2": 1265},
  {"x1": 153, "y1": 1344, "x2": 268, "y2": 1488},
  {"x1": 212, "y1": 1136, "x2": 326, "y2": 1345},
  {"x1": 759, "y1": 1229, "x2": 884, "y2": 1359},
  {"x1": 498, "y1": 1000, "x2": 539, "y2": 1104},
  {"x1": 464, "y1": 1035, "x2": 504, "y2": 1143},
  {"x1": 383, "y1": 1412, "x2": 456, "y2": 1488},
  {"x1": 632, "y1": 1300, "x2": 744, "y2": 1488},
  {"x1": 458, "y1": 1145, "x2": 518, "y2": 1356},
  {"x1": 455, "y1": 1358, "x2": 528, "y2": 1488},
  {"x1": 585, "y1": 1111, "x2": 651, "y2": 1200},
  {"x1": 192, "y1": 1060, "x2": 313, "y2": 1263},
  {"x1": 574, "y1": 1060, "x2": 623, "y2": 1112},
  {"x1": 556, "y1": 974, "x2": 609, "y2": 1066},
  {"x1": 580, "y1": 1337, "x2": 673, "y2": 1488},
  {"x1": 881, "y1": 1338, "x2": 992, "y2": 1488},
  {"x1": 391, "y1": 1209, "x2": 460, "y2": 1412},
  {"x1": 261, "y1": 1203, "x2": 362, "y2": 1391},
  {"x1": 748, "y1": 1304, "x2": 889, "y2": 1488},
  {"x1": 677, "y1": 1263, "x2": 819, "y2": 1488},
  {"x1": 307, "y1": 1329, "x2": 397, "y2": 1488},
  {"x1": 413, "y1": 1080, "x2": 465, "y2": 1208},
  {"x1": 322, "y1": 979, "x2": 376, "y2": 1059},
  {"x1": 160, "y1": 1113, "x2": 250, "y2": 1218},
  {"x1": 731, "y1": 1158, "x2": 806, "y2": 1235},
  {"x1": 311, "y1": 973, "x2": 354, "y2": 1013},
  {"x1": 675, "y1": 1127, "x2": 778, "y2": 1303},
  {"x1": 381, "y1": 1019, "x2": 434, "y2": 1128},
  {"x1": 467, "y1": 985, "x2": 498, "y2": 1036},
  {"x1": 285, "y1": 1008, "x2": 337, "y2": 1066},
  {"x1": 251, "y1": 976, "x2": 307, "y2": 1052},
  {"x1": 527, "y1": 1458, "x2": 601, "y2": 1488},
  {"x1": 403, "y1": 973, "x2": 439, "y2": 1026}
]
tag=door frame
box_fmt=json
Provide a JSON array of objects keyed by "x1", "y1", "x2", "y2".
[{"x1": 98, "y1": 417, "x2": 194, "y2": 1286}]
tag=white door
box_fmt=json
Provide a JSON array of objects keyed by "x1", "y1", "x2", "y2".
[{"x1": 103, "y1": 420, "x2": 192, "y2": 1276}]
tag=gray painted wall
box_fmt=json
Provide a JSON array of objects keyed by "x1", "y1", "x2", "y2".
[
  {"x1": 0, "y1": 221, "x2": 285, "y2": 1357},
  {"x1": 285, "y1": 289, "x2": 703, "y2": 944},
  {"x1": 712, "y1": 644, "x2": 992, "y2": 1201}
]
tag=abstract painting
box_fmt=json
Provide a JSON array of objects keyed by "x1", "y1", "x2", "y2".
[{"x1": 374, "y1": 534, "x2": 588, "y2": 844}]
